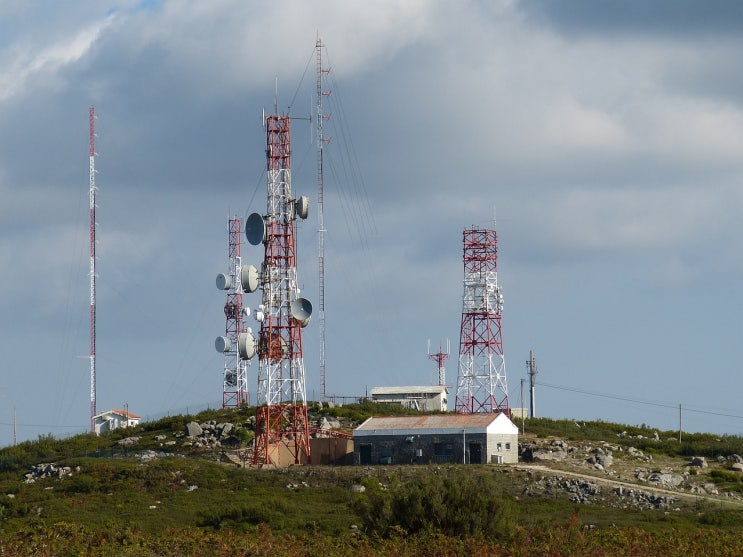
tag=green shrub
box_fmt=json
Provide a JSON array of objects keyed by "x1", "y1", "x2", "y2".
[{"x1": 353, "y1": 467, "x2": 514, "y2": 539}]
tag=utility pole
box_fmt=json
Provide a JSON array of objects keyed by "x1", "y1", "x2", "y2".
[
  {"x1": 526, "y1": 350, "x2": 537, "y2": 418},
  {"x1": 520, "y1": 379, "x2": 525, "y2": 434}
]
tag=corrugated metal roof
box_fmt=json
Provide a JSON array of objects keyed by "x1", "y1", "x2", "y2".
[
  {"x1": 356, "y1": 413, "x2": 499, "y2": 431},
  {"x1": 371, "y1": 386, "x2": 448, "y2": 395}
]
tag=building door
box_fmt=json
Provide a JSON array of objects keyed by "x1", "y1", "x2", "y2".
[
  {"x1": 469, "y1": 443, "x2": 482, "y2": 464},
  {"x1": 359, "y1": 444, "x2": 372, "y2": 465}
]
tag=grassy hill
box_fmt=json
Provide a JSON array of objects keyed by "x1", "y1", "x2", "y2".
[{"x1": 1, "y1": 405, "x2": 743, "y2": 555}]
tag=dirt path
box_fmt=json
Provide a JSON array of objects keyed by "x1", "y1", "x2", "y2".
[{"x1": 511, "y1": 463, "x2": 743, "y2": 508}]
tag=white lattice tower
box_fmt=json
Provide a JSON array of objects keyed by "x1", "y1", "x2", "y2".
[
  {"x1": 455, "y1": 227, "x2": 510, "y2": 414},
  {"x1": 221, "y1": 216, "x2": 249, "y2": 407}
]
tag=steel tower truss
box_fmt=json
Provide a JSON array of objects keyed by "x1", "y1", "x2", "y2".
[
  {"x1": 253, "y1": 115, "x2": 310, "y2": 465},
  {"x1": 89, "y1": 106, "x2": 97, "y2": 433},
  {"x1": 222, "y1": 216, "x2": 250, "y2": 408},
  {"x1": 455, "y1": 227, "x2": 510, "y2": 414}
]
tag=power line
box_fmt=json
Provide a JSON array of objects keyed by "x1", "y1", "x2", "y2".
[{"x1": 537, "y1": 380, "x2": 743, "y2": 421}]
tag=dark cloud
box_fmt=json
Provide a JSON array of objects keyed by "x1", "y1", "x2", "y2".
[{"x1": 520, "y1": 0, "x2": 743, "y2": 37}]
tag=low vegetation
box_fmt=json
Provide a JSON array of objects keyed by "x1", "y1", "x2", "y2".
[{"x1": 0, "y1": 406, "x2": 742, "y2": 555}]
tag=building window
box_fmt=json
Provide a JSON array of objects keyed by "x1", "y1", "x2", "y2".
[
  {"x1": 505, "y1": 443, "x2": 511, "y2": 450},
  {"x1": 434, "y1": 442, "x2": 455, "y2": 464},
  {"x1": 497, "y1": 443, "x2": 502, "y2": 451}
]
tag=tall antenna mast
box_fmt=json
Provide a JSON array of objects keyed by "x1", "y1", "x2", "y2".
[
  {"x1": 316, "y1": 37, "x2": 331, "y2": 399},
  {"x1": 88, "y1": 106, "x2": 97, "y2": 432}
]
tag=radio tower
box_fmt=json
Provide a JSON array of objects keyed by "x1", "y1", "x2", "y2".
[
  {"x1": 215, "y1": 216, "x2": 254, "y2": 407},
  {"x1": 455, "y1": 226, "x2": 510, "y2": 414},
  {"x1": 427, "y1": 339, "x2": 450, "y2": 386},
  {"x1": 316, "y1": 37, "x2": 331, "y2": 399},
  {"x1": 88, "y1": 106, "x2": 97, "y2": 433},
  {"x1": 246, "y1": 113, "x2": 312, "y2": 465}
]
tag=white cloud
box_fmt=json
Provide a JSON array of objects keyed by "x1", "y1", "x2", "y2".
[{"x1": 0, "y1": 14, "x2": 115, "y2": 102}]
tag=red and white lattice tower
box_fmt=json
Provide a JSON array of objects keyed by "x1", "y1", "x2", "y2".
[
  {"x1": 248, "y1": 114, "x2": 312, "y2": 465},
  {"x1": 88, "y1": 106, "x2": 97, "y2": 433},
  {"x1": 455, "y1": 227, "x2": 510, "y2": 414},
  {"x1": 215, "y1": 216, "x2": 250, "y2": 408}
]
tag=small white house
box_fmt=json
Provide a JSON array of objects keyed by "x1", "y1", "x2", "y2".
[
  {"x1": 93, "y1": 409, "x2": 141, "y2": 435},
  {"x1": 370, "y1": 385, "x2": 449, "y2": 412}
]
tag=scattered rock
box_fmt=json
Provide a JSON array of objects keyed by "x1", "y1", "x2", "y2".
[
  {"x1": 689, "y1": 456, "x2": 708, "y2": 468},
  {"x1": 186, "y1": 422, "x2": 203, "y2": 438},
  {"x1": 647, "y1": 472, "x2": 684, "y2": 488},
  {"x1": 117, "y1": 436, "x2": 141, "y2": 447}
]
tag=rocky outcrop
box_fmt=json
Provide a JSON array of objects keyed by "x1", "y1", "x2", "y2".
[
  {"x1": 183, "y1": 421, "x2": 242, "y2": 449},
  {"x1": 520, "y1": 439, "x2": 570, "y2": 462},
  {"x1": 647, "y1": 472, "x2": 684, "y2": 488},
  {"x1": 586, "y1": 447, "x2": 613, "y2": 470},
  {"x1": 522, "y1": 473, "x2": 676, "y2": 510},
  {"x1": 23, "y1": 463, "x2": 76, "y2": 484}
]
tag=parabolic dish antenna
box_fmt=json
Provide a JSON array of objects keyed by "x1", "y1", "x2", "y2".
[
  {"x1": 245, "y1": 212, "x2": 265, "y2": 245},
  {"x1": 237, "y1": 332, "x2": 256, "y2": 360},
  {"x1": 295, "y1": 195, "x2": 309, "y2": 220},
  {"x1": 290, "y1": 298, "x2": 313, "y2": 327},
  {"x1": 215, "y1": 336, "x2": 232, "y2": 353},
  {"x1": 240, "y1": 264, "x2": 259, "y2": 293},
  {"x1": 216, "y1": 273, "x2": 232, "y2": 290}
]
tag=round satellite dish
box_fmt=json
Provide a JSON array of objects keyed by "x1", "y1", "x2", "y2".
[
  {"x1": 245, "y1": 212, "x2": 265, "y2": 245},
  {"x1": 295, "y1": 196, "x2": 309, "y2": 220},
  {"x1": 216, "y1": 273, "x2": 232, "y2": 290},
  {"x1": 254, "y1": 310, "x2": 265, "y2": 322},
  {"x1": 240, "y1": 264, "x2": 259, "y2": 293},
  {"x1": 290, "y1": 298, "x2": 313, "y2": 327},
  {"x1": 215, "y1": 336, "x2": 232, "y2": 353},
  {"x1": 237, "y1": 332, "x2": 256, "y2": 360}
]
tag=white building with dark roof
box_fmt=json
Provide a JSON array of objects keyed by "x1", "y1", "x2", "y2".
[
  {"x1": 353, "y1": 412, "x2": 518, "y2": 465},
  {"x1": 370, "y1": 385, "x2": 448, "y2": 412}
]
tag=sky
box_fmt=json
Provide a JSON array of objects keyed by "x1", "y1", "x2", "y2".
[{"x1": 2, "y1": 0, "x2": 743, "y2": 444}]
